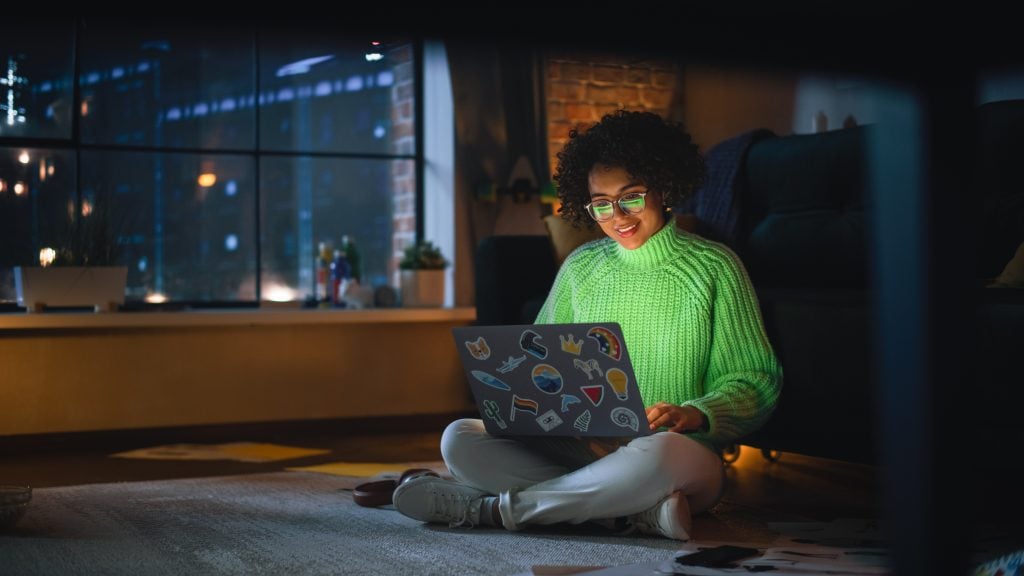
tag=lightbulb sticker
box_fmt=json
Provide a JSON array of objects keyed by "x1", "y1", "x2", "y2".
[{"x1": 605, "y1": 368, "x2": 629, "y2": 401}]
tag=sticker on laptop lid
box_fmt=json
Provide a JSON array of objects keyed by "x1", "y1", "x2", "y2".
[
  {"x1": 586, "y1": 326, "x2": 622, "y2": 361},
  {"x1": 581, "y1": 385, "x2": 605, "y2": 407},
  {"x1": 573, "y1": 358, "x2": 603, "y2": 380},
  {"x1": 520, "y1": 329, "x2": 548, "y2": 359},
  {"x1": 531, "y1": 364, "x2": 563, "y2": 394},
  {"x1": 510, "y1": 395, "x2": 539, "y2": 421},
  {"x1": 559, "y1": 334, "x2": 583, "y2": 355},
  {"x1": 606, "y1": 368, "x2": 629, "y2": 400},
  {"x1": 536, "y1": 410, "x2": 563, "y2": 432},
  {"x1": 482, "y1": 399, "x2": 507, "y2": 430},
  {"x1": 471, "y1": 370, "x2": 511, "y2": 391},
  {"x1": 496, "y1": 355, "x2": 527, "y2": 374},
  {"x1": 610, "y1": 406, "x2": 640, "y2": 432},
  {"x1": 464, "y1": 337, "x2": 491, "y2": 360}
]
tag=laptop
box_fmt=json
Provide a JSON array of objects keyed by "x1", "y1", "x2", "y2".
[{"x1": 452, "y1": 322, "x2": 651, "y2": 437}]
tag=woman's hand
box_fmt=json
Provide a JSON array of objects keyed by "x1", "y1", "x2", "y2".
[{"x1": 646, "y1": 402, "x2": 707, "y2": 433}]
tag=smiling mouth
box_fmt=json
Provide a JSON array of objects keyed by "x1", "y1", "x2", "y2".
[{"x1": 615, "y1": 223, "x2": 638, "y2": 236}]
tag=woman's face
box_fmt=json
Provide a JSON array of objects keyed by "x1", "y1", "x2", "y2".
[{"x1": 587, "y1": 164, "x2": 665, "y2": 250}]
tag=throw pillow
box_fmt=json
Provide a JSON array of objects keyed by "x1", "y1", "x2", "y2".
[
  {"x1": 543, "y1": 214, "x2": 605, "y2": 265},
  {"x1": 990, "y1": 240, "x2": 1024, "y2": 288}
]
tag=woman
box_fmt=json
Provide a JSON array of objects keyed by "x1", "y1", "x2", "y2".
[{"x1": 393, "y1": 110, "x2": 782, "y2": 540}]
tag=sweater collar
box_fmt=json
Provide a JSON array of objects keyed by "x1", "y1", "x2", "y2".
[{"x1": 610, "y1": 221, "x2": 683, "y2": 270}]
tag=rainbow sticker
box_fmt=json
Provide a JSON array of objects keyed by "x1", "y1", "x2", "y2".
[
  {"x1": 587, "y1": 326, "x2": 622, "y2": 361},
  {"x1": 531, "y1": 364, "x2": 563, "y2": 394}
]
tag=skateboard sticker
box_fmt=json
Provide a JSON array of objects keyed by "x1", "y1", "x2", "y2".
[{"x1": 471, "y1": 370, "x2": 511, "y2": 391}]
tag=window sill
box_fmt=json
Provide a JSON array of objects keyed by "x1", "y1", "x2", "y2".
[{"x1": 0, "y1": 306, "x2": 477, "y2": 331}]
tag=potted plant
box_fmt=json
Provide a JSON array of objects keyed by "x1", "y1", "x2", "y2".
[
  {"x1": 13, "y1": 199, "x2": 128, "y2": 313},
  {"x1": 398, "y1": 240, "x2": 448, "y2": 307}
]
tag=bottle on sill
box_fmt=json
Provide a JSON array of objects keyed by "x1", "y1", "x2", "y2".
[
  {"x1": 330, "y1": 248, "x2": 351, "y2": 307},
  {"x1": 315, "y1": 241, "x2": 332, "y2": 308}
]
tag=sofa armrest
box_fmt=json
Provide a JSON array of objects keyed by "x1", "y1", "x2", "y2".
[{"x1": 474, "y1": 235, "x2": 558, "y2": 325}]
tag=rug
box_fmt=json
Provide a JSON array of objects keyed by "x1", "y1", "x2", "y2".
[{"x1": 0, "y1": 471, "x2": 717, "y2": 576}]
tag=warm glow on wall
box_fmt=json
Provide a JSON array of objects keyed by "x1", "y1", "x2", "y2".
[
  {"x1": 13, "y1": 181, "x2": 26, "y2": 195},
  {"x1": 18, "y1": 150, "x2": 29, "y2": 164}
]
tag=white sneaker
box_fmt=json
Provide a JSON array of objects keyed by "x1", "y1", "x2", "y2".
[
  {"x1": 624, "y1": 491, "x2": 692, "y2": 541},
  {"x1": 392, "y1": 476, "x2": 490, "y2": 528}
]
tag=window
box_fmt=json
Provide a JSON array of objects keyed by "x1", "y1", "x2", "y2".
[{"x1": 0, "y1": 19, "x2": 419, "y2": 306}]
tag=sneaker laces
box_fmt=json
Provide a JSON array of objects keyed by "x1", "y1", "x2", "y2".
[{"x1": 430, "y1": 489, "x2": 480, "y2": 528}]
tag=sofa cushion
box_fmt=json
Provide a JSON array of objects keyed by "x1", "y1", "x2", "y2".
[
  {"x1": 742, "y1": 126, "x2": 871, "y2": 289},
  {"x1": 543, "y1": 215, "x2": 605, "y2": 266}
]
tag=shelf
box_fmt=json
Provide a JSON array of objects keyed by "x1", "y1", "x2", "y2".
[{"x1": 0, "y1": 306, "x2": 477, "y2": 331}]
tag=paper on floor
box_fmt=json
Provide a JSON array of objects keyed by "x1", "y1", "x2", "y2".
[{"x1": 111, "y1": 442, "x2": 329, "y2": 463}]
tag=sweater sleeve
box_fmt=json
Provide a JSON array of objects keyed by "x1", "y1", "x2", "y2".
[{"x1": 681, "y1": 246, "x2": 782, "y2": 450}]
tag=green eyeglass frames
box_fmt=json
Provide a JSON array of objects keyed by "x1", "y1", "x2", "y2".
[{"x1": 585, "y1": 192, "x2": 648, "y2": 222}]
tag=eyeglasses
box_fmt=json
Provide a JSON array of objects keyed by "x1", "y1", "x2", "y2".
[{"x1": 585, "y1": 192, "x2": 648, "y2": 222}]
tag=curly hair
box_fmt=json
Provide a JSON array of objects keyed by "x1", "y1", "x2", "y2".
[{"x1": 553, "y1": 110, "x2": 705, "y2": 229}]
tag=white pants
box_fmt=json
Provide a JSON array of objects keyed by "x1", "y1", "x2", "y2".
[{"x1": 441, "y1": 418, "x2": 724, "y2": 531}]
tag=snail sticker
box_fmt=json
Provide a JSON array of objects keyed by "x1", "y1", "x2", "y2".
[
  {"x1": 586, "y1": 326, "x2": 622, "y2": 361},
  {"x1": 610, "y1": 406, "x2": 640, "y2": 432},
  {"x1": 464, "y1": 337, "x2": 491, "y2": 360},
  {"x1": 471, "y1": 370, "x2": 511, "y2": 391},
  {"x1": 531, "y1": 364, "x2": 563, "y2": 394},
  {"x1": 520, "y1": 330, "x2": 548, "y2": 359}
]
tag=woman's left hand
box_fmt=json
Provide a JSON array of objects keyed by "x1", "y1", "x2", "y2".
[{"x1": 646, "y1": 402, "x2": 707, "y2": 433}]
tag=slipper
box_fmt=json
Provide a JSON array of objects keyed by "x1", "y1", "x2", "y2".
[{"x1": 353, "y1": 468, "x2": 439, "y2": 508}]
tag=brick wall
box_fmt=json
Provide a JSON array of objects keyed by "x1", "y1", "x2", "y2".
[
  {"x1": 390, "y1": 44, "x2": 416, "y2": 287},
  {"x1": 545, "y1": 53, "x2": 680, "y2": 177}
]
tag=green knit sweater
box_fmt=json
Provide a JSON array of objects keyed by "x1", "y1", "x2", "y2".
[{"x1": 535, "y1": 222, "x2": 782, "y2": 453}]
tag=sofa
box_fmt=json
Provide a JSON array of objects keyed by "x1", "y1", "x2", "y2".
[{"x1": 475, "y1": 101, "x2": 1024, "y2": 465}]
